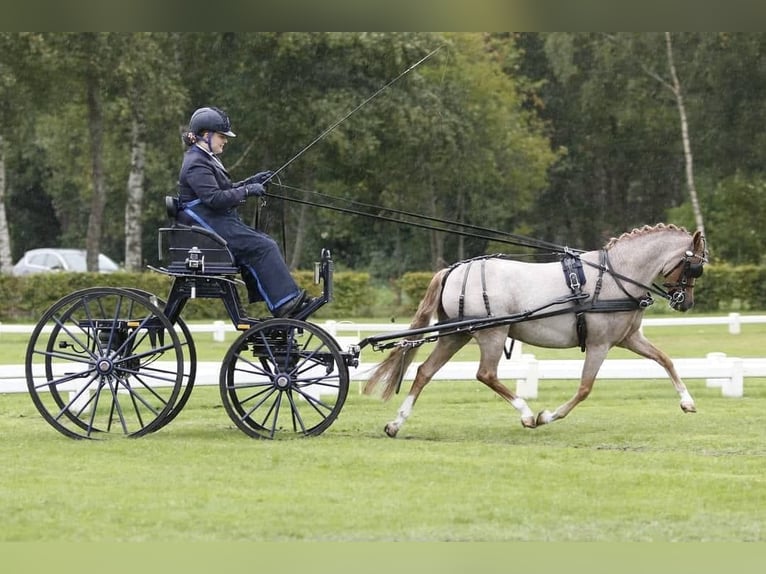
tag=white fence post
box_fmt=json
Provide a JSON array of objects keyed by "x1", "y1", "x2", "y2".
[
  {"x1": 705, "y1": 352, "x2": 727, "y2": 388},
  {"x1": 721, "y1": 358, "x2": 744, "y2": 398},
  {"x1": 515, "y1": 354, "x2": 538, "y2": 399},
  {"x1": 212, "y1": 320, "x2": 226, "y2": 342},
  {"x1": 728, "y1": 312, "x2": 741, "y2": 335}
]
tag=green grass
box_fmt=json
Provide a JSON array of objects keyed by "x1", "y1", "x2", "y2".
[
  {"x1": 2, "y1": 377, "x2": 765, "y2": 542},
  {"x1": 2, "y1": 316, "x2": 765, "y2": 542}
]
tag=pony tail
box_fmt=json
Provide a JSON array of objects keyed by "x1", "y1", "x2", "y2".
[{"x1": 363, "y1": 268, "x2": 448, "y2": 400}]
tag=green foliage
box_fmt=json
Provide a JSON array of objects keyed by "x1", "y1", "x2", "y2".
[
  {"x1": 5, "y1": 33, "x2": 766, "y2": 281},
  {"x1": 704, "y1": 173, "x2": 766, "y2": 264},
  {"x1": 694, "y1": 264, "x2": 766, "y2": 312},
  {"x1": 398, "y1": 271, "x2": 437, "y2": 313}
]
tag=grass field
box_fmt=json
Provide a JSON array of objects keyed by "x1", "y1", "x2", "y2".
[{"x1": 1, "y1": 317, "x2": 764, "y2": 545}]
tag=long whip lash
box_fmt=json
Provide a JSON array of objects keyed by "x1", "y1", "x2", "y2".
[{"x1": 266, "y1": 45, "x2": 443, "y2": 182}]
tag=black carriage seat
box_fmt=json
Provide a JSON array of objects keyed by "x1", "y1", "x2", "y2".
[
  {"x1": 158, "y1": 225, "x2": 240, "y2": 277},
  {"x1": 158, "y1": 195, "x2": 240, "y2": 276}
]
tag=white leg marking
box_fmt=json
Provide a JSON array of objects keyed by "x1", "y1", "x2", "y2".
[
  {"x1": 511, "y1": 397, "x2": 534, "y2": 421},
  {"x1": 538, "y1": 410, "x2": 554, "y2": 424},
  {"x1": 391, "y1": 395, "x2": 415, "y2": 428}
]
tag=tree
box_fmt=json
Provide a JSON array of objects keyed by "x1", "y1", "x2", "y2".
[
  {"x1": 0, "y1": 32, "x2": 56, "y2": 272},
  {"x1": 0, "y1": 135, "x2": 9, "y2": 272},
  {"x1": 628, "y1": 33, "x2": 705, "y2": 236},
  {"x1": 118, "y1": 33, "x2": 185, "y2": 270},
  {"x1": 517, "y1": 33, "x2": 694, "y2": 248}
]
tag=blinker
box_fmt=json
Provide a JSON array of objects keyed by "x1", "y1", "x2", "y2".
[{"x1": 688, "y1": 262, "x2": 704, "y2": 278}]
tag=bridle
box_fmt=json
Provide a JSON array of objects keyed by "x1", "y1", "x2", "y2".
[{"x1": 661, "y1": 239, "x2": 708, "y2": 309}]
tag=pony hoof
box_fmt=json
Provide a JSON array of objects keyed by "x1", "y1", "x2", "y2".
[
  {"x1": 681, "y1": 403, "x2": 697, "y2": 413},
  {"x1": 521, "y1": 416, "x2": 537, "y2": 429},
  {"x1": 384, "y1": 423, "x2": 399, "y2": 438},
  {"x1": 536, "y1": 410, "x2": 554, "y2": 426}
]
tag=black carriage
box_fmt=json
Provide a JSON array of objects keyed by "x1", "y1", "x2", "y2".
[{"x1": 23, "y1": 198, "x2": 360, "y2": 440}]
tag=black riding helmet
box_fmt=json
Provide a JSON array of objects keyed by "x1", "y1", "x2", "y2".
[{"x1": 188, "y1": 106, "x2": 236, "y2": 137}]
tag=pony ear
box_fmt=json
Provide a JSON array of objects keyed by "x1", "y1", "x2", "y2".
[{"x1": 693, "y1": 229, "x2": 706, "y2": 256}]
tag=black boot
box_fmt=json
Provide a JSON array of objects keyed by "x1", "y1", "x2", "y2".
[{"x1": 272, "y1": 290, "x2": 306, "y2": 318}]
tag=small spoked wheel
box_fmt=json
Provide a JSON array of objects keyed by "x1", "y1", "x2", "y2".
[
  {"x1": 25, "y1": 287, "x2": 186, "y2": 439},
  {"x1": 219, "y1": 318, "x2": 349, "y2": 439}
]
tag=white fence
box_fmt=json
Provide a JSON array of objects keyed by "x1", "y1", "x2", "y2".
[
  {"x1": 3, "y1": 314, "x2": 765, "y2": 399},
  {"x1": 3, "y1": 353, "x2": 765, "y2": 400}
]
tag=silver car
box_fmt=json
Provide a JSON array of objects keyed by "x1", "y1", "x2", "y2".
[{"x1": 12, "y1": 248, "x2": 120, "y2": 275}]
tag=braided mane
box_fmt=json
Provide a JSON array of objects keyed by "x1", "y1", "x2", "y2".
[{"x1": 604, "y1": 223, "x2": 688, "y2": 250}]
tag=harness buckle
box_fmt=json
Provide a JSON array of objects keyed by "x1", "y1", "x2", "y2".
[
  {"x1": 568, "y1": 272, "x2": 580, "y2": 290},
  {"x1": 638, "y1": 295, "x2": 654, "y2": 308}
]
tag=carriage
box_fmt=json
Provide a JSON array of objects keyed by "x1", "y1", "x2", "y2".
[
  {"x1": 23, "y1": 192, "x2": 707, "y2": 440},
  {"x1": 23, "y1": 197, "x2": 362, "y2": 440}
]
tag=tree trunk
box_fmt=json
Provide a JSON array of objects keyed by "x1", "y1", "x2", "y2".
[
  {"x1": 85, "y1": 72, "x2": 106, "y2": 272},
  {"x1": 124, "y1": 116, "x2": 146, "y2": 271},
  {"x1": 0, "y1": 134, "x2": 13, "y2": 273},
  {"x1": 665, "y1": 32, "x2": 706, "y2": 236}
]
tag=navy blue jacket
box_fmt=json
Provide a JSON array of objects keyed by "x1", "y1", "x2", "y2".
[
  {"x1": 177, "y1": 145, "x2": 249, "y2": 223},
  {"x1": 176, "y1": 145, "x2": 300, "y2": 310}
]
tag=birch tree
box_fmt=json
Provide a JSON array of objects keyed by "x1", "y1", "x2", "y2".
[
  {"x1": 0, "y1": 135, "x2": 11, "y2": 273},
  {"x1": 646, "y1": 33, "x2": 705, "y2": 236}
]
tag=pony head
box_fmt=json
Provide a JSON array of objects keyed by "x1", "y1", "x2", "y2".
[{"x1": 662, "y1": 229, "x2": 707, "y2": 312}]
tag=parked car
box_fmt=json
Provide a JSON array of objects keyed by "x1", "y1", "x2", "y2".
[{"x1": 12, "y1": 248, "x2": 120, "y2": 275}]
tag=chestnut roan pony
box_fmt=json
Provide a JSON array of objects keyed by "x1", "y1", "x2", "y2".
[{"x1": 363, "y1": 224, "x2": 707, "y2": 437}]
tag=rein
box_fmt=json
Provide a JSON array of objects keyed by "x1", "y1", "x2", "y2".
[{"x1": 266, "y1": 183, "x2": 581, "y2": 254}]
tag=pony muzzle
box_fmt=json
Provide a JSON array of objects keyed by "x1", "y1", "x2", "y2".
[{"x1": 669, "y1": 290, "x2": 691, "y2": 311}]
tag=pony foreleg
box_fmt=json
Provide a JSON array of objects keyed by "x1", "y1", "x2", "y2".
[
  {"x1": 536, "y1": 346, "x2": 608, "y2": 426},
  {"x1": 619, "y1": 331, "x2": 696, "y2": 413}
]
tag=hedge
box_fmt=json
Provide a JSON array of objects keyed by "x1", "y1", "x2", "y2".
[{"x1": 0, "y1": 269, "x2": 372, "y2": 323}]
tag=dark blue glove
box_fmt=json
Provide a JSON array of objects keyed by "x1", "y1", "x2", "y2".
[
  {"x1": 245, "y1": 170, "x2": 274, "y2": 186},
  {"x1": 244, "y1": 183, "x2": 265, "y2": 197}
]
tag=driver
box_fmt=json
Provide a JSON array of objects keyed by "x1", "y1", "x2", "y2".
[{"x1": 176, "y1": 106, "x2": 311, "y2": 318}]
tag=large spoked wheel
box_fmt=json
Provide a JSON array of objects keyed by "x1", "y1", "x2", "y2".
[
  {"x1": 25, "y1": 287, "x2": 185, "y2": 439},
  {"x1": 126, "y1": 289, "x2": 197, "y2": 430},
  {"x1": 220, "y1": 318, "x2": 349, "y2": 439}
]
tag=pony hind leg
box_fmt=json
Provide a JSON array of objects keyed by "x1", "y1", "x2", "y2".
[
  {"x1": 619, "y1": 330, "x2": 696, "y2": 413},
  {"x1": 473, "y1": 330, "x2": 537, "y2": 428},
  {"x1": 384, "y1": 332, "x2": 471, "y2": 438}
]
